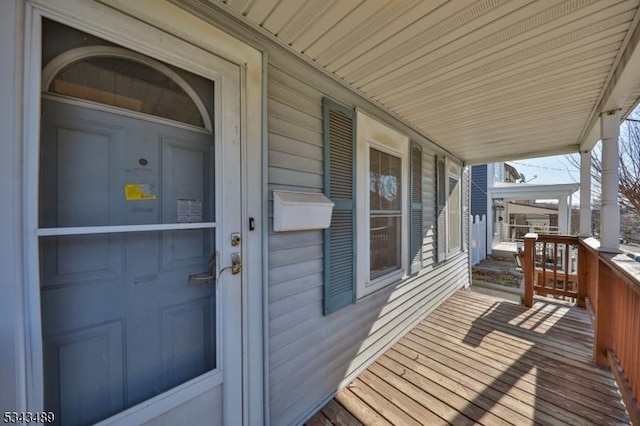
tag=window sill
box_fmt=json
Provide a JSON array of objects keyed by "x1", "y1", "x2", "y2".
[
  {"x1": 358, "y1": 269, "x2": 404, "y2": 299},
  {"x1": 446, "y1": 249, "x2": 465, "y2": 261}
]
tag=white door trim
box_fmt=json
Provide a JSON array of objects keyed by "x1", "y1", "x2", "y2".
[{"x1": 23, "y1": 1, "x2": 264, "y2": 424}]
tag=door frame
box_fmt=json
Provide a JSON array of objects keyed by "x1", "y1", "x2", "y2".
[{"x1": 22, "y1": 1, "x2": 264, "y2": 424}]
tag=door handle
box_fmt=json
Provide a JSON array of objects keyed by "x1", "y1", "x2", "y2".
[
  {"x1": 188, "y1": 251, "x2": 217, "y2": 286},
  {"x1": 188, "y1": 250, "x2": 241, "y2": 285},
  {"x1": 231, "y1": 252, "x2": 242, "y2": 275}
]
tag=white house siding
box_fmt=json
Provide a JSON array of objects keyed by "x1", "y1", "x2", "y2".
[
  {"x1": 266, "y1": 60, "x2": 470, "y2": 425},
  {"x1": 0, "y1": 2, "x2": 471, "y2": 421}
]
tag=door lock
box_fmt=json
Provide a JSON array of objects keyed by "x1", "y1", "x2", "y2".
[
  {"x1": 231, "y1": 232, "x2": 241, "y2": 246},
  {"x1": 231, "y1": 252, "x2": 242, "y2": 274}
]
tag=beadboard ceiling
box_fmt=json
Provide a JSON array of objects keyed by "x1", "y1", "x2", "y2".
[{"x1": 215, "y1": 0, "x2": 640, "y2": 164}]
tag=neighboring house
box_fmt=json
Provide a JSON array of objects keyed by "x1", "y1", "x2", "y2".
[
  {"x1": 471, "y1": 162, "x2": 578, "y2": 255},
  {"x1": 1, "y1": 2, "x2": 639, "y2": 426},
  {"x1": 503, "y1": 163, "x2": 522, "y2": 183},
  {"x1": 505, "y1": 201, "x2": 559, "y2": 240},
  {"x1": 470, "y1": 164, "x2": 488, "y2": 220}
]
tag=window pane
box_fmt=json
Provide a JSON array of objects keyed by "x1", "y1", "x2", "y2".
[
  {"x1": 369, "y1": 148, "x2": 401, "y2": 211},
  {"x1": 49, "y1": 57, "x2": 205, "y2": 127},
  {"x1": 370, "y1": 215, "x2": 401, "y2": 279},
  {"x1": 448, "y1": 176, "x2": 461, "y2": 251}
]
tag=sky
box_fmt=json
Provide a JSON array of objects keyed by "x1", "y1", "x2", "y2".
[
  {"x1": 505, "y1": 154, "x2": 580, "y2": 186},
  {"x1": 503, "y1": 153, "x2": 583, "y2": 206}
]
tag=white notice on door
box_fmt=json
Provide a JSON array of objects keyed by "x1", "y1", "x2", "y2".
[{"x1": 177, "y1": 199, "x2": 202, "y2": 223}]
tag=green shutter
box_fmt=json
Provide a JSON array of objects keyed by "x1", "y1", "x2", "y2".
[
  {"x1": 462, "y1": 167, "x2": 470, "y2": 252},
  {"x1": 435, "y1": 155, "x2": 447, "y2": 263},
  {"x1": 322, "y1": 97, "x2": 356, "y2": 315},
  {"x1": 409, "y1": 142, "x2": 423, "y2": 274}
]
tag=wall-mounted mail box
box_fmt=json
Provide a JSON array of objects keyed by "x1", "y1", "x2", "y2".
[{"x1": 273, "y1": 190, "x2": 334, "y2": 232}]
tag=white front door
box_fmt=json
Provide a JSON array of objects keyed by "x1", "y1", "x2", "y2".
[{"x1": 36, "y1": 19, "x2": 242, "y2": 426}]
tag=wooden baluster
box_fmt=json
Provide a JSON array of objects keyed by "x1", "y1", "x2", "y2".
[
  {"x1": 541, "y1": 241, "x2": 547, "y2": 292},
  {"x1": 564, "y1": 243, "x2": 570, "y2": 298},
  {"x1": 623, "y1": 285, "x2": 628, "y2": 364},
  {"x1": 523, "y1": 234, "x2": 537, "y2": 308},
  {"x1": 631, "y1": 291, "x2": 636, "y2": 398},
  {"x1": 577, "y1": 241, "x2": 586, "y2": 308},
  {"x1": 616, "y1": 282, "x2": 623, "y2": 364},
  {"x1": 595, "y1": 259, "x2": 615, "y2": 366},
  {"x1": 553, "y1": 242, "x2": 558, "y2": 294}
]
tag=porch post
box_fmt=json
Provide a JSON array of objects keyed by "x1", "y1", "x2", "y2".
[
  {"x1": 558, "y1": 196, "x2": 568, "y2": 234},
  {"x1": 568, "y1": 194, "x2": 572, "y2": 234},
  {"x1": 599, "y1": 110, "x2": 621, "y2": 253},
  {"x1": 579, "y1": 150, "x2": 592, "y2": 237}
]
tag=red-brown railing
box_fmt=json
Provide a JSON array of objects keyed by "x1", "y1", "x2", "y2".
[
  {"x1": 522, "y1": 234, "x2": 640, "y2": 424},
  {"x1": 586, "y1": 240, "x2": 640, "y2": 425},
  {"x1": 522, "y1": 234, "x2": 584, "y2": 307}
]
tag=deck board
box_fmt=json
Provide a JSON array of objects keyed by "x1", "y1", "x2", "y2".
[{"x1": 307, "y1": 289, "x2": 631, "y2": 425}]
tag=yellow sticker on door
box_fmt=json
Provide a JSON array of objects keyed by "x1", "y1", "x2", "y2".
[{"x1": 125, "y1": 184, "x2": 156, "y2": 200}]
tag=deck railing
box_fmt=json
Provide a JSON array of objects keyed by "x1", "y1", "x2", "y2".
[
  {"x1": 522, "y1": 234, "x2": 640, "y2": 424},
  {"x1": 521, "y1": 234, "x2": 584, "y2": 307}
]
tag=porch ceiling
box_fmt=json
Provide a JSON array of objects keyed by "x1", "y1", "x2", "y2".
[{"x1": 216, "y1": 0, "x2": 640, "y2": 164}]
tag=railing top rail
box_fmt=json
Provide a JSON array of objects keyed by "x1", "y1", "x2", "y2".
[
  {"x1": 523, "y1": 233, "x2": 580, "y2": 243},
  {"x1": 600, "y1": 252, "x2": 640, "y2": 297},
  {"x1": 578, "y1": 237, "x2": 640, "y2": 296},
  {"x1": 578, "y1": 237, "x2": 600, "y2": 253},
  {"x1": 537, "y1": 234, "x2": 580, "y2": 243}
]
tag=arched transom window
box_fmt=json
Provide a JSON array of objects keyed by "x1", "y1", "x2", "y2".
[{"x1": 43, "y1": 46, "x2": 211, "y2": 130}]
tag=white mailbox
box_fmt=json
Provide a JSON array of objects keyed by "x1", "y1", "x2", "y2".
[{"x1": 273, "y1": 190, "x2": 334, "y2": 232}]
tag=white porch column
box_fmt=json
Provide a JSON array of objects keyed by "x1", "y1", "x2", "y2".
[
  {"x1": 599, "y1": 110, "x2": 621, "y2": 253},
  {"x1": 558, "y1": 196, "x2": 568, "y2": 234},
  {"x1": 579, "y1": 150, "x2": 592, "y2": 236},
  {"x1": 568, "y1": 193, "x2": 572, "y2": 234}
]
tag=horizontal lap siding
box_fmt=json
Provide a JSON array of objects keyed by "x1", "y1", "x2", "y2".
[{"x1": 266, "y1": 64, "x2": 469, "y2": 425}]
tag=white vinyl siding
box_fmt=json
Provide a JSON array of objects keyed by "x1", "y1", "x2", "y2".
[{"x1": 266, "y1": 57, "x2": 470, "y2": 426}]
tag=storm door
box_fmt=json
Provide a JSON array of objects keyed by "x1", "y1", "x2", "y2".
[{"x1": 37, "y1": 21, "x2": 241, "y2": 426}]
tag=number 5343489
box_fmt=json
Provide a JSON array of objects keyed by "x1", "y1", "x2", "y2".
[{"x1": 3, "y1": 412, "x2": 55, "y2": 423}]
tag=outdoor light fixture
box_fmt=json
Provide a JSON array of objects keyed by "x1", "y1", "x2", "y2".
[{"x1": 493, "y1": 200, "x2": 505, "y2": 221}]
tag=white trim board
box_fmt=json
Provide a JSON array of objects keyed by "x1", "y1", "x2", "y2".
[
  {"x1": 37, "y1": 223, "x2": 217, "y2": 236},
  {"x1": 490, "y1": 182, "x2": 580, "y2": 200}
]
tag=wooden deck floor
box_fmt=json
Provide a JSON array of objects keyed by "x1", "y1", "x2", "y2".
[{"x1": 307, "y1": 289, "x2": 631, "y2": 426}]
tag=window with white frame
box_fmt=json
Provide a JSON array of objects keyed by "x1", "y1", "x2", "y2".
[
  {"x1": 369, "y1": 147, "x2": 402, "y2": 279},
  {"x1": 356, "y1": 112, "x2": 409, "y2": 297},
  {"x1": 448, "y1": 173, "x2": 461, "y2": 253},
  {"x1": 321, "y1": 98, "x2": 423, "y2": 314},
  {"x1": 436, "y1": 157, "x2": 463, "y2": 261}
]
